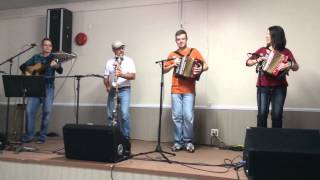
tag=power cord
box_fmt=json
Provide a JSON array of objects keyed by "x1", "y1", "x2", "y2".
[
  {"x1": 210, "y1": 134, "x2": 245, "y2": 152},
  {"x1": 131, "y1": 154, "x2": 245, "y2": 179},
  {"x1": 110, "y1": 163, "x2": 116, "y2": 180},
  {"x1": 210, "y1": 133, "x2": 228, "y2": 148}
]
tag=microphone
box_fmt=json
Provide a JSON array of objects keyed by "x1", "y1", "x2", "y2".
[
  {"x1": 166, "y1": 57, "x2": 176, "y2": 61},
  {"x1": 155, "y1": 57, "x2": 177, "y2": 64},
  {"x1": 25, "y1": 43, "x2": 38, "y2": 47},
  {"x1": 30, "y1": 43, "x2": 38, "y2": 47}
]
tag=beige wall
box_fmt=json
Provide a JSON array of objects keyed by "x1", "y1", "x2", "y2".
[
  {"x1": 207, "y1": 0, "x2": 320, "y2": 108},
  {"x1": 1, "y1": 0, "x2": 320, "y2": 145},
  {"x1": 1, "y1": 0, "x2": 319, "y2": 108}
]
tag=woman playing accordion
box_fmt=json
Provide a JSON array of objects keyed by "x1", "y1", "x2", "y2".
[{"x1": 246, "y1": 26, "x2": 299, "y2": 128}]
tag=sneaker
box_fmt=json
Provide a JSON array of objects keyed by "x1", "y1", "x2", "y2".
[
  {"x1": 171, "y1": 143, "x2": 183, "y2": 152},
  {"x1": 185, "y1": 142, "x2": 195, "y2": 153}
]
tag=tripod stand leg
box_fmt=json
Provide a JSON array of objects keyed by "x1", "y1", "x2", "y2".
[
  {"x1": 159, "y1": 151, "x2": 173, "y2": 163},
  {"x1": 155, "y1": 144, "x2": 175, "y2": 156},
  {"x1": 131, "y1": 143, "x2": 176, "y2": 164}
]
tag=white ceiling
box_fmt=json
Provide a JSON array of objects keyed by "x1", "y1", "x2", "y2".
[{"x1": 0, "y1": 0, "x2": 97, "y2": 10}]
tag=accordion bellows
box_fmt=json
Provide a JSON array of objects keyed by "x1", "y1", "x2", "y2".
[{"x1": 262, "y1": 51, "x2": 291, "y2": 77}]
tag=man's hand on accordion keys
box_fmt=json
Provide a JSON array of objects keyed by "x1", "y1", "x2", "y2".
[
  {"x1": 192, "y1": 63, "x2": 203, "y2": 75},
  {"x1": 173, "y1": 56, "x2": 181, "y2": 67}
]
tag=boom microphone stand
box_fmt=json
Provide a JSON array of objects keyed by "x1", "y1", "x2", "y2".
[
  {"x1": 0, "y1": 44, "x2": 37, "y2": 146},
  {"x1": 131, "y1": 58, "x2": 176, "y2": 163}
]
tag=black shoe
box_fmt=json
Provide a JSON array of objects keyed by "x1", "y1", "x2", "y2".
[{"x1": 22, "y1": 138, "x2": 33, "y2": 143}]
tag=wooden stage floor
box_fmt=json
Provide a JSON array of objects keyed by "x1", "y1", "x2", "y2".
[{"x1": 0, "y1": 139, "x2": 246, "y2": 180}]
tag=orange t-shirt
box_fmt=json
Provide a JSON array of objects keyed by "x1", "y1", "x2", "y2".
[{"x1": 165, "y1": 48, "x2": 205, "y2": 94}]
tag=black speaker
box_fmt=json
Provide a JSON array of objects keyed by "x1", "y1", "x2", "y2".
[
  {"x1": 46, "y1": 8, "x2": 72, "y2": 53},
  {"x1": 244, "y1": 127, "x2": 320, "y2": 180},
  {"x1": 63, "y1": 124, "x2": 131, "y2": 163},
  {"x1": 0, "y1": 132, "x2": 5, "y2": 150}
]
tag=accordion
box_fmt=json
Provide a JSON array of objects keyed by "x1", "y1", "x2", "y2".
[
  {"x1": 262, "y1": 51, "x2": 292, "y2": 77},
  {"x1": 175, "y1": 56, "x2": 203, "y2": 80}
]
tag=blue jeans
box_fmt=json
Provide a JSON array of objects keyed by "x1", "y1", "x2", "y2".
[
  {"x1": 107, "y1": 87, "x2": 131, "y2": 138},
  {"x1": 23, "y1": 84, "x2": 54, "y2": 141},
  {"x1": 257, "y1": 86, "x2": 287, "y2": 128},
  {"x1": 171, "y1": 93, "x2": 195, "y2": 145}
]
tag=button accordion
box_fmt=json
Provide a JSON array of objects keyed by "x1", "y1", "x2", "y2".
[
  {"x1": 174, "y1": 48, "x2": 203, "y2": 80},
  {"x1": 262, "y1": 50, "x2": 292, "y2": 77},
  {"x1": 175, "y1": 56, "x2": 203, "y2": 80}
]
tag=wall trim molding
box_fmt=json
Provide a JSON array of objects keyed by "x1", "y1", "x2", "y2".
[
  {"x1": 2, "y1": 102, "x2": 319, "y2": 112},
  {"x1": 53, "y1": 103, "x2": 320, "y2": 112}
]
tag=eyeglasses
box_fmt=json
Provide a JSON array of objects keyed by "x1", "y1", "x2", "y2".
[{"x1": 43, "y1": 43, "x2": 52, "y2": 47}]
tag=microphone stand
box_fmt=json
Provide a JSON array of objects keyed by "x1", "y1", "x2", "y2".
[
  {"x1": 248, "y1": 52, "x2": 265, "y2": 128},
  {"x1": 131, "y1": 58, "x2": 176, "y2": 163},
  {"x1": 257, "y1": 61, "x2": 263, "y2": 127},
  {"x1": 255, "y1": 49, "x2": 271, "y2": 128},
  {"x1": 0, "y1": 45, "x2": 37, "y2": 147},
  {"x1": 52, "y1": 74, "x2": 104, "y2": 154},
  {"x1": 54, "y1": 74, "x2": 104, "y2": 124}
]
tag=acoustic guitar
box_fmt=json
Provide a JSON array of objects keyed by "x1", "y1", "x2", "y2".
[
  {"x1": 24, "y1": 59, "x2": 58, "y2": 76},
  {"x1": 23, "y1": 52, "x2": 76, "y2": 75}
]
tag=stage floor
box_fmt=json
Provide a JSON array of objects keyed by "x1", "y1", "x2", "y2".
[{"x1": 0, "y1": 139, "x2": 246, "y2": 180}]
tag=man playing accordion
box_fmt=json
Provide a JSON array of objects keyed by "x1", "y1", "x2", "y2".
[{"x1": 164, "y1": 29, "x2": 208, "y2": 152}]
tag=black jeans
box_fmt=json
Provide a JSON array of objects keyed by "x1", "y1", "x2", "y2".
[{"x1": 257, "y1": 86, "x2": 287, "y2": 128}]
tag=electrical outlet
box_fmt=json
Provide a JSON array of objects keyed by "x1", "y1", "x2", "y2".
[{"x1": 210, "y1": 129, "x2": 219, "y2": 137}]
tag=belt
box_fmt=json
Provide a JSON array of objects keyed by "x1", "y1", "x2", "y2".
[{"x1": 113, "y1": 86, "x2": 130, "y2": 90}]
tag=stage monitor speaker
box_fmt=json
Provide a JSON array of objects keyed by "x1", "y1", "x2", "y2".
[
  {"x1": 0, "y1": 132, "x2": 5, "y2": 150},
  {"x1": 244, "y1": 127, "x2": 320, "y2": 180},
  {"x1": 46, "y1": 8, "x2": 72, "y2": 53},
  {"x1": 63, "y1": 124, "x2": 131, "y2": 163}
]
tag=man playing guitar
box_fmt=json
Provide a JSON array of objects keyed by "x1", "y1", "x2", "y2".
[{"x1": 20, "y1": 38, "x2": 63, "y2": 143}]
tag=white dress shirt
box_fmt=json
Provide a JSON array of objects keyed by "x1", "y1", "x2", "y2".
[{"x1": 104, "y1": 55, "x2": 136, "y2": 88}]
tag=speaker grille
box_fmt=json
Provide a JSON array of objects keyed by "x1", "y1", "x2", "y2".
[{"x1": 46, "y1": 8, "x2": 72, "y2": 53}]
